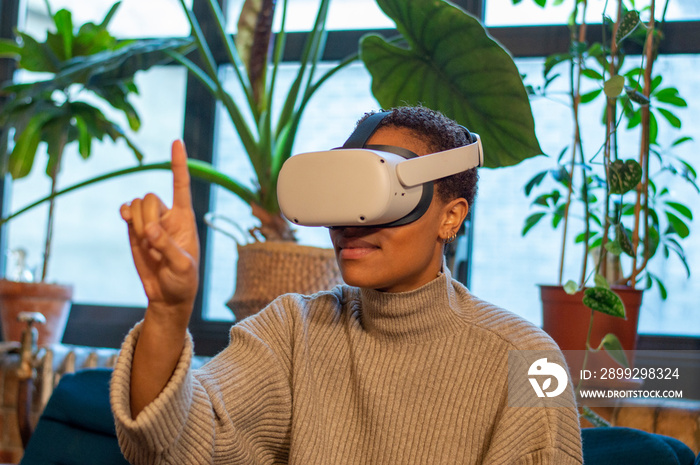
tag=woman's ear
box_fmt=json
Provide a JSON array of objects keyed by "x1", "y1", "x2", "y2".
[{"x1": 439, "y1": 198, "x2": 469, "y2": 241}]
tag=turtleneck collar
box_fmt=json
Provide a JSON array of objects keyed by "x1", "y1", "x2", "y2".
[{"x1": 356, "y1": 266, "x2": 467, "y2": 343}]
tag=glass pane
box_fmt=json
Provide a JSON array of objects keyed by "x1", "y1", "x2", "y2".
[
  {"x1": 24, "y1": 0, "x2": 191, "y2": 38},
  {"x1": 226, "y1": 0, "x2": 393, "y2": 33},
  {"x1": 205, "y1": 53, "x2": 700, "y2": 336},
  {"x1": 204, "y1": 61, "x2": 378, "y2": 321},
  {"x1": 470, "y1": 55, "x2": 700, "y2": 336},
  {"x1": 4, "y1": 66, "x2": 188, "y2": 306},
  {"x1": 485, "y1": 0, "x2": 700, "y2": 27}
]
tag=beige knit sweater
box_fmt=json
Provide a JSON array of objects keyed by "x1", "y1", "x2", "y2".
[{"x1": 110, "y1": 269, "x2": 583, "y2": 464}]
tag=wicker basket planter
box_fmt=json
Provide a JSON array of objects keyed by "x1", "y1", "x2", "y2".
[{"x1": 226, "y1": 242, "x2": 343, "y2": 321}]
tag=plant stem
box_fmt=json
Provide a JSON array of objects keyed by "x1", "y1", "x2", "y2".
[
  {"x1": 41, "y1": 178, "x2": 56, "y2": 282},
  {"x1": 41, "y1": 123, "x2": 68, "y2": 283},
  {"x1": 598, "y1": 0, "x2": 624, "y2": 279},
  {"x1": 575, "y1": 3, "x2": 590, "y2": 288},
  {"x1": 40, "y1": 130, "x2": 67, "y2": 282},
  {"x1": 630, "y1": 0, "x2": 656, "y2": 286},
  {"x1": 576, "y1": 308, "x2": 596, "y2": 394},
  {"x1": 0, "y1": 161, "x2": 258, "y2": 226},
  {"x1": 559, "y1": 0, "x2": 588, "y2": 285},
  {"x1": 578, "y1": 132, "x2": 591, "y2": 288}
]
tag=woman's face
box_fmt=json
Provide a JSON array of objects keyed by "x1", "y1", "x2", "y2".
[{"x1": 329, "y1": 126, "x2": 468, "y2": 293}]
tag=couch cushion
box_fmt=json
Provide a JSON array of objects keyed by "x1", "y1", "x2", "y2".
[
  {"x1": 20, "y1": 368, "x2": 128, "y2": 465},
  {"x1": 583, "y1": 426, "x2": 696, "y2": 465}
]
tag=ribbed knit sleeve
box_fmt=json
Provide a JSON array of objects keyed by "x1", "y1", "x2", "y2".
[
  {"x1": 468, "y1": 300, "x2": 583, "y2": 464},
  {"x1": 110, "y1": 302, "x2": 296, "y2": 464},
  {"x1": 110, "y1": 321, "x2": 198, "y2": 463}
]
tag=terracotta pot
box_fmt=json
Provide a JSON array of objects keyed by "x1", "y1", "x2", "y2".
[
  {"x1": 227, "y1": 241, "x2": 343, "y2": 321},
  {"x1": 540, "y1": 284, "x2": 643, "y2": 378},
  {"x1": 0, "y1": 280, "x2": 73, "y2": 345}
]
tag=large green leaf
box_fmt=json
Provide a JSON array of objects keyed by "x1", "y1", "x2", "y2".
[
  {"x1": 360, "y1": 0, "x2": 542, "y2": 168},
  {"x1": 598, "y1": 333, "x2": 630, "y2": 369},
  {"x1": 0, "y1": 39, "x2": 22, "y2": 57},
  {"x1": 5, "y1": 38, "x2": 194, "y2": 108},
  {"x1": 51, "y1": 9, "x2": 74, "y2": 60},
  {"x1": 59, "y1": 38, "x2": 194, "y2": 91},
  {"x1": 615, "y1": 11, "x2": 641, "y2": 45},
  {"x1": 16, "y1": 33, "x2": 60, "y2": 73},
  {"x1": 615, "y1": 222, "x2": 635, "y2": 257},
  {"x1": 607, "y1": 159, "x2": 642, "y2": 194},
  {"x1": 74, "y1": 2, "x2": 122, "y2": 56},
  {"x1": 42, "y1": 113, "x2": 73, "y2": 176},
  {"x1": 582, "y1": 287, "x2": 626, "y2": 318},
  {"x1": 8, "y1": 110, "x2": 60, "y2": 179}
]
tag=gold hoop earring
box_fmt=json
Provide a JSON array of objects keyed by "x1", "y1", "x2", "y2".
[{"x1": 442, "y1": 232, "x2": 457, "y2": 244}]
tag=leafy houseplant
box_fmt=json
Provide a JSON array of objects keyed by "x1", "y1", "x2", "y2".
[
  {"x1": 518, "y1": 0, "x2": 697, "y2": 370},
  {"x1": 0, "y1": 0, "x2": 192, "y2": 342}
]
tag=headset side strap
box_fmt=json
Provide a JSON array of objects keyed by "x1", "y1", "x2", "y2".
[{"x1": 396, "y1": 134, "x2": 483, "y2": 187}]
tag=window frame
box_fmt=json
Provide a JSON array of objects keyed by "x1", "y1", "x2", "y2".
[{"x1": 0, "y1": 0, "x2": 698, "y2": 356}]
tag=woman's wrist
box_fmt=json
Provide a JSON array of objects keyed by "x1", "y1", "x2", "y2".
[{"x1": 143, "y1": 300, "x2": 193, "y2": 336}]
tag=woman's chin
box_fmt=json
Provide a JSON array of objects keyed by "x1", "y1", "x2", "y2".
[{"x1": 338, "y1": 267, "x2": 384, "y2": 290}]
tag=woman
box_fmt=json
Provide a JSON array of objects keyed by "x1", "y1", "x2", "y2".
[{"x1": 110, "y1": 107, "x2": 583, "y2": 464}]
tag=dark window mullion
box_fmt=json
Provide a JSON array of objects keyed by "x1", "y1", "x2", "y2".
[
  {"x1": 186, "y1": 0, "x2": 244, "y2": 354},
  {"x1": 0, "y1": 0, "x2": 21, "y2": 277},
  {"x1": 271, "y1": 21, "x2": 700, "y2": 64},
  {"x1": 184, "y1": 0, "x2": 226, "y2": 329}
]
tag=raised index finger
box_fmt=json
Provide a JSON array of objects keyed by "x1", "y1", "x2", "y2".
[{"x1": 171, "y1": 139, "x2": 192, "y2": 209}]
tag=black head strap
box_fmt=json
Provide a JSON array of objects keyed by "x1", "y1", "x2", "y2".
[{"x1": 342, "y1": 111, "x2": 392, "y2": 148}]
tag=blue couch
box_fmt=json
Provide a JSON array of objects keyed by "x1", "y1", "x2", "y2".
[
  {"x1": 582, "y1": 426, "x2": 697, "y2": 465},
  {"x1": 20, "y1": 368, "x2": 128, "y2": 465}
]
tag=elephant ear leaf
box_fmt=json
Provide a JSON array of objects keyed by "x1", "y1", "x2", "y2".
[{"x1": 360, "y1": 0, "x2": 542, "y2": 168}]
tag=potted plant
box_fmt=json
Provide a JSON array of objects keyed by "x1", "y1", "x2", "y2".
[
  {"x1": 3, "y1": 0, "x2": 543, "y2": 321},
  {"x1": 519, "y1": 0, "x2": 697, "y2": 375},
  {"x1": 0, "y1": 1, "x2": 193, "y2": 343}
]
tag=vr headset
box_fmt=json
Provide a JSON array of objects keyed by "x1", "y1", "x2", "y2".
[{"x1": 277, "y1": 111, "x2": 483, "y2": 228}]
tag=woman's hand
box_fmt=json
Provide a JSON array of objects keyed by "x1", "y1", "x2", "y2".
[
  {"x1": 123, "y1": 140, "x2": 201, "y2": 417},
  {"x1": 120, "y1": 140, "x2": 200, "y2": 322}
]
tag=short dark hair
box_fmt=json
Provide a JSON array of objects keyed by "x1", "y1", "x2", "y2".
[{"x1": 354, "y1": 106, "x2": 479, "y2": 208}]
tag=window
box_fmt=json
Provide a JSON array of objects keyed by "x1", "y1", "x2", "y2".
[
  {"x1": 225, "y1": 0, "x2": 393, "y2": 32},
  {"x1": 1, "y1": 0, "x2": 698, "y2": 352},
  {"x1": 23, "y1": 0, "x2": 192, "y2": 38},
  {"x1": 4, "y1": 66, "x2": 187, "y2": 307},
  {"x1": 471, "y1": 55, "x2": 700, "y2": 336},
  {"x1": 484, "y1": 0, "x2": 700, "y2": 26},
  {"x1": 4, "y1": 1, "x2": 189, "y2": 307}
]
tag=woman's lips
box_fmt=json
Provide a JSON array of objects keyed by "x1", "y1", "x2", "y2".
[{"x1": 336, "y1": 239, "x2": 379, "y2": 259}]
